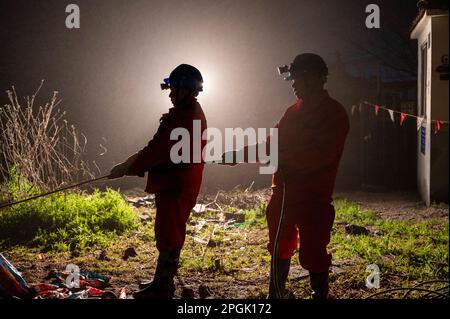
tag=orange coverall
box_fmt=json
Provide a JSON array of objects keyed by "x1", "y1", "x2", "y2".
[
  {"x1": 127, "y1": 96, "x2": 207, "y2": 252},
  {"x1": 262, "y1": 90, "x2": 349, "y2": 272}
]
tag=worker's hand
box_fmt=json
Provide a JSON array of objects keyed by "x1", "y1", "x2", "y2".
[
  {"x1": 219, "y1": 150, "x2": 238, "y2": 166},
  {"x1": 109, "y1": 153, "x2": 142, "y2": 179},
  {"x1": 108, "y1": 162, "x2": 129, "y2": 179}
]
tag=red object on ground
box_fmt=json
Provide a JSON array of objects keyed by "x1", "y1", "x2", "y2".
[
  {"x1": 263, "y1": 91, "x2": 349, "y2": 272},
  {"x1": 128, "y1": 96, "x2": 207, "y2": 252},
  {"x1": 36, "y1": 288, "x2": 69, "y2": 299},
  {"x1": 31, "y1": 283, "x2": 59, "y2": 293},
  {"x1": 86, "y1": 286, "x2": 105, "y2": 297}
]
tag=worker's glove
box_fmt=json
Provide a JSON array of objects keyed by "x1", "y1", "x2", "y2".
[
  {"x1": 108, "y1": 153, "x2": 140, "y2": 179},
  {"x1": 108, "y1": 162, "x2": 129, "y2": 179},
  {"x1": 219, "y1": 150, "x2": 239, "y2": 166}
]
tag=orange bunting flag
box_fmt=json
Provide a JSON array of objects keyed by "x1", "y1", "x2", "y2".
[
  {"x1": 374, "y1": 104, "x2": 380, "y2": 116},
  {"x1": 400, "y1": 113, "x2": 407, "y2": 126},
  {"x1": 435, "y1": 120, "x2": 442, "y2": 135}
]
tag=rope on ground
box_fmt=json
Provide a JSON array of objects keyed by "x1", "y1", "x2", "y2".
[
  {"x1": 402, "y1": 280, "x2": 449, "y2": 299},
  {"x1": 365, "y1": 284, "x2": 449, "y2": 299},
  {"x1": 422, "y1": 286, "x2": 449, "y2": 299}
]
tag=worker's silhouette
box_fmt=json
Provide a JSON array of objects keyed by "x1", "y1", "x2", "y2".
[
  {"x1": 222, "y1": 54, "x2": 349, "y2": 299},
  {"x1": 109, "y1": 64, "x2": 207, "y2": 299}
]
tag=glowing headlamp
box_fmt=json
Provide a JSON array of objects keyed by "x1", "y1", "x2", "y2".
[
  {"x1": 160, "y1": 78, "x2": 171, "y2": 90},
  {"x1": 277, "y1": 65, "x2": 294, "y2": 81}
]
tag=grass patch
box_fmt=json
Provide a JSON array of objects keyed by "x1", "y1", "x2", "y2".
[
  {"x1": 180, "y1": 197, "x2": 448, "y2": 298},
  {"x1": 331, "y1": 199, "x2": 449, "y2": 281},
  {"x1": 0, "y1": 186, "x2": 139, "y2": 252},
  {"x1": 237, "y1": 204, "x2": 267, "y2": 229}
]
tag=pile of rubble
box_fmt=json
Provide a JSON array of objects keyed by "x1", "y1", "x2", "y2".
[{"x1": 0, "y1": 253, "x2": 126, "y2": 299}]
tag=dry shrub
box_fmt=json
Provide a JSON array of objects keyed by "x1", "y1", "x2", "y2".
[{"x1": 0, "y1": 81, "x2": 98, "y2": 191}]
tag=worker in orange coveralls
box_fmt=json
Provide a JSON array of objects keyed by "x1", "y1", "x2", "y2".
[
  {"x1": 222, "y1": 54, "x2": 349, "y2": 299},
  {"x1": 109, "y1": 64, "x2": 207, "y2": 299}
]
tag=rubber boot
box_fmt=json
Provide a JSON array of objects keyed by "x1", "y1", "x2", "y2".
[
  {"x1": 133, "y1": 249, "x2": 181, "y2": 299},
  {"x1": 309, "y1": 270, "x2": 329, "y2": 300},
  {"x1": 267, "y1": 257, "x2": 291, "y2": 299}
]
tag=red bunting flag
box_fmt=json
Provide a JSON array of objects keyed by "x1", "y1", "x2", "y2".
[
  {"x1": 435, "y1": 120, "x2": 442, "y2": 135},
  {"x1": 400, "y1": 113, "x2": 407, "y2": 126},
  {"x1": 374, "y1": 104, "x2": 380, "y2": 116}
]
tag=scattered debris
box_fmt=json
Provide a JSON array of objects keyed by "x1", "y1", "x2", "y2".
[
  {"x1": 198, "y1": 188, "x2": 270, "y2": 211},
  {"x1": 123, "y1": 247, "x2": 138, "y2": 260},
  {"x1": 192, "y1": 204, "x2": 206, "y2": 214},
  {"x1": 330, "y1": 265, "x2": 345, "y2": 275},
  {"x1": 345, "y1": 224, "x2": 370, "y2": 236},
  {"x1": 139, "y1": 214, "x2": 151, "y2": 224},
  {"x1": 127, "y1": 195, "x2": 155, "y2": 208},
  {"x1": 194, "y1": 219, "x2": 207, "y2": 231},
  {"x1": 289, "y1": 266, "x2": 309, "y2": 280},
  {"x1": 118, "y1": 287, "x2": 127, "y2": 299},
  {"x1": 0, "y1": 254, "x2": 124, "y2": 299},
  {"x1": 224, "y1": 211, "x2": 246, "y2": 223},
  {"x1": 34, "y1": 269, "x2": 119, "y2": 299},
  {"x1": 193, "y1": 237, "x2": 209, "y2": 245},
  {"x1": 43, "y1": 269, "x2": 110, "y2": 290},
  {"x1": 36, "y1": 288, "x2": 70, "y2": 299}
]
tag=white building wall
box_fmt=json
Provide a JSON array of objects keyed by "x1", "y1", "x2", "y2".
[
  {"x1": 430, "y1": 15, "x2": 449, "y2": 202},
  {"x1": 415, "y1": 18, "x2": 432, "y2": 206}
]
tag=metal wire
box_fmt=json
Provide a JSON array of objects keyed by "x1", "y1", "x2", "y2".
[
  {"x1": 365, "y1": 283, "x2": 449, "y2": 299},
  {"x1": 402, "y1": 280, "x2": 449, "y2": 299},
  {"x1": 272, "y1": 169, "x2": 287, "y2": 299},
  {"x1": 0, "y1": 175, "x2": 109, "y2": 210}
]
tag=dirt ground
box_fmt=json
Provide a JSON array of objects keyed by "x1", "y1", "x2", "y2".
[
  {"x1": 335, "y1": 191, "x2": 449, "y2": 221},
  {"x1": 3, "y1": 189, "x2": 449, "y2": 299}
]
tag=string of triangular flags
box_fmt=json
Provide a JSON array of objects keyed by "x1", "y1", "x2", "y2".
[{"x1": 351, "y1": 101, "x2": 449, "y2": 135}]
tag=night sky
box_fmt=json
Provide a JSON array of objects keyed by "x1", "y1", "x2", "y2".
[{"x1": 0, "y1": 0, "x2": 419, "y2": 190}]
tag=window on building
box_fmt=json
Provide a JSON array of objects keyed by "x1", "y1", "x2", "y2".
[{"x1": 419, "y1": 41, "x2": 428, "y2": 117}]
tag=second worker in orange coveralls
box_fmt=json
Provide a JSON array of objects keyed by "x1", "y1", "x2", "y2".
[{"x1": 222, "y1": 53, "x2": 349, "y2": 299}]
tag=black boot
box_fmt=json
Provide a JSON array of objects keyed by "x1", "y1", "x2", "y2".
[
  {"x1": 267, "y1": 257, "x2": 291, "y2": 299},
  {"x1": 309, "y1": 270, "x2": 329, "y2": 300},
  {"x1": 133, "y1": 249, "x2": 181, "y2": 299}
]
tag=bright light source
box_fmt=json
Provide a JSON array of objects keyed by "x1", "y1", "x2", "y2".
[{"x1": 200, "y1": 69, "x2": 214, "y2": 97}]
